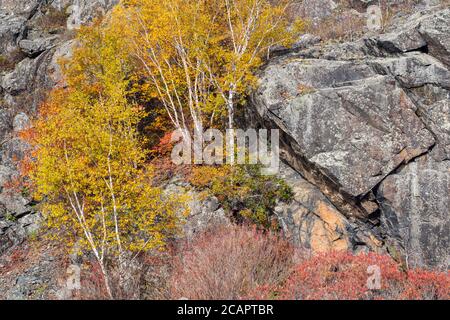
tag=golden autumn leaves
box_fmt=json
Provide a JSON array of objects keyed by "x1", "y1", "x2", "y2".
[
  {"x1": 20, "y1": 0, "x2": 301, "y2": 298},
  {"x1": 116, "y1": 0, "x2": 302, "y2": 131}
]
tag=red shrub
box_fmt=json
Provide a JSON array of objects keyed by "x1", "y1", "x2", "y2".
[
  {"x1": 141, "y1": 247, "x2": 177, "y2": 300},
  {"x1": 150, "y1": 132, "x2": 191, "y2": 183},
  {"x1": 248, "y1": 251, "x2": 449, "y2": 300},
  {"x1": 151, "y1": 132, "x2": 175, "y2": 157},
  {"x1": 168, "y1": 224, "x2": 297, "y2": 300},
  {"x1": 401, "y1": 269, "x2": 449, "y2": 300}
]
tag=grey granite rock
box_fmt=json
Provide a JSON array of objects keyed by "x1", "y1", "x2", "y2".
[
  {"x1": 252, "y1": 8, "x2": 450, "y2": 267},
  {"x1": 276, "y1": 164, "x2": 383, "y2": 253},
  {"x1": 0, "y1": 12, "x2": 27, "y2": 55},
  {"x1": 19, "y1": 36, "x2": 60, "y2": 56},
  {"x1": 255, "y1": 63, "x2": 435, "y2": 199},
  {"x1": 377, "y1": 156, "x2": 449, "y2": 269}
]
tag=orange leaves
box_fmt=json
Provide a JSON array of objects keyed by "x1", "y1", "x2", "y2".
[
  {"x1": 188, "y1": 165, "x2": 232, "y2": 189},
  {"x1": 151, "y1": 132, "x2": 175, "y2": 157}
]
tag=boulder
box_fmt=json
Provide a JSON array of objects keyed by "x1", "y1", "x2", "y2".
[
  {"x1": 164, "y1": 180, "x2": 231, "y2": 240},
  {"x1": 254, "y1": 61, "x2": 434, "y2": 200},
  {"x1": 1, "y1": 58, "x2": 37, "y2": 95},
  {"x1": 0, "y1": 13, "x2": 27, "y2": 55},
  {"x1": 184, "y1": 194, "x2": 230, "y2": 239},
  {"x1": 19, "y1": 36, "x2": 60, "y2": 57}
]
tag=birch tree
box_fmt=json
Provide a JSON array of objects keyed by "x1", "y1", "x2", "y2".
[
  {"x1": 115, "y1": 0, "x2": 301, "y2": 131},
  {"x1": 22, "y1": 23, "x2": 187, "y2": 299}
]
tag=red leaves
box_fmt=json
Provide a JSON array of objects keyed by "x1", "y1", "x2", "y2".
[
  {"x1": 401, "y1": 269, "x2": 449, "y2": 300},
  {"x1": 249, "y1": 251, "x2": 449, "y2": 300},
  {"x1": 166, "y1": 226, "x2": 449, "y2": 300},
  {"x1": 151, "y1": 132, "x2": 175, "y2": 157}
]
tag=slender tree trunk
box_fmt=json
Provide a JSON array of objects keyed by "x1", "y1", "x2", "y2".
[
  {"x1": 226, "y1": 89, "x2": 236, "y2": 165},
  {"x1": 227, "y1": 90, "x2": 235, "y2": 129},
  {"x1": 98, "y1": 261, "x2": 114, "y2": 299}
]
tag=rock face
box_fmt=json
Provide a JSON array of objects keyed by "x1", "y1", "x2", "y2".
[
  {"x1": 63, "y1": 0, "x2": 119, "y2": 30},
  {"x1": 163, "y1": 179, "x2": 231, "y2": 240},
  {"x1": 379, "y1": 9, "x2": 450, "y2": 67},
  {"x1": 377, "y1": 156, "x2": 449, "y2": 268},
  {"x1": 275, "y1": 164, "x2": 382, "y2": 254},
  {"x1": 0, "y1": 0, "x2": 118, "y2": 257},
  {"x1": 0, "y1": 241, "x2": 66, "y2": 300},
  {"x1": 255, "y1": 63, "x2": 435, "y2": 199},
  {"x1": 0, "y1": 13, "x2": 27, "y2": 54},
  {"x1": 253, "y1": 8, "x2": 450, "y2": 269}
]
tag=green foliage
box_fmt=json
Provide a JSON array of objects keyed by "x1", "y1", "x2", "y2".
[
  {"x1": 5, "y1": 213, "x2": 17, "y2": 222},
  {"x1": 190, "y1": 164, "x2": 292, "y2": 228},
  {"x1": 28, "y1": 229, "x2": 40, "y2": 242}
]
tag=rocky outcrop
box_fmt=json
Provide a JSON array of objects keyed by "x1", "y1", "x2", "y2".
[
  {"x1": 253, "y1": 8, "x2": 450, "y2": 269},
  {"x1": 63, "y1": 0, "x2": 119, "y2": 30},
  {"x1": 254, "y1": 62, "x2": 435, "y2": 200},
  {"x1": 19, "y1": 36, "x2": 60, "y2": 57},
  {"x1": 164, "y1": 179, "x2": 231, "y2": 240},
  {"x1": 379, "y1": 9, "x2": 450, "y2": 67},
  {"x1": 0, "y1": 13, "x2": 27, "y2": 54},
  {"x1": 0, "y1": 240, "x2": 67, "y2": 300}
]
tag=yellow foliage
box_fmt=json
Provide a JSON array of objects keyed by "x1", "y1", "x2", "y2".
[
  {"x1": 26, "y1": 21, "x2": 189, "y2": 264},
  {"x1": 22, "y1": 0, "x2": 301, "y2": 296},
  {"x1": 111, "y1": 0, "x2": 302, "y2": 130}
]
